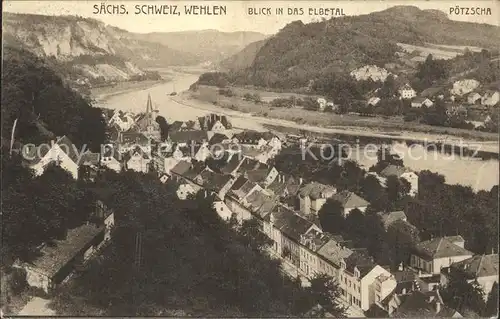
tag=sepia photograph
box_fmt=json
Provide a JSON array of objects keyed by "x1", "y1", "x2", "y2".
[{"x1": 1, "y1": 0, "x2": 498, "y2": 317}]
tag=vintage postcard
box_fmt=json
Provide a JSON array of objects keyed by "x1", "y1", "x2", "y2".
[{"x1": 1, "y1": 0, "x2": 498, "y2": 317}]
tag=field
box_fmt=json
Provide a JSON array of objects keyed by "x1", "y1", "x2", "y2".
[
  {"x1": 190, "y1": 85, "x2": 498, "y2": 141},
  {"x1": 397, "y1": 42, "x2": 483, "y2": 60}
]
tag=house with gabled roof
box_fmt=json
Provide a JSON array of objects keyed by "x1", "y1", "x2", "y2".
[
  {"x1": 379, "y1": 165, "x2": 419, "y2": 196},
  {"x1": 24, "y1": 135, "x2": 82, "y2": 179},
  {"x1": 398, "y1": 84, "x2": 417, "y2": 99},
  {"x1": 467, "y1": 92, "x2": 482, "y2": 105},
  {"x1": 338, "y1": 250, "x2": 393, "y2": 312},
  {"x1": 79, "y1": 151, "x2": 101, "y2": 181},
  {"x1": 410, "y1": 236, "x2": 473, "y2": 276},
  {"x1": 268, "y1": 204, "x2": 320, "y2": 269},
  {"x1": 244, "y1": 165, "x2": 279, "y2": 187},
  {"x1": 299, "y1": 182, "x2": 338, "y2": 215},
  {"x1": 224, "y1": 176, "x2": 264, "y2": 223},
  {"x1": 123, "y1": 146, "x2": 151, "y2": 173},
  {"x1": 391, "y1": 290, "x2": 462, "y2": 318},
  {"x1": 440, "y1": 253, "x2": 498, "y2": 300},
  {"x1": 377, "y1": 211, "x2": 408, "y2": 230},
  {"x1": 411, "y1": 97, "x2": 434, "y2": 108},
  {"x1": 109, "y1": 110, "x2": 135, "y2": 131},
  {"x1": 266, "y1": 174, "x2": 303, "y2": 198},
  {"x1": 119, "y1": 131, "x2": 151, "y2": 154},
  {"x1": 14, "y1": 199, "x2": 114, "y2": 294},
  {"x1": 330, "y1": 190, "x2": 370, "y2": 217},
  {"x1": 481, "y1": 90, "x2": 499, "y2": 106},
  {"x1": 100, "y1": 144, "x2": 123, "y2": 173},
  {"x1": 168, "y1": 130, "x2": 208, "y2": 146},
  {"x1": 367, "y1": 97, "x2": 381, "y2": 107}
]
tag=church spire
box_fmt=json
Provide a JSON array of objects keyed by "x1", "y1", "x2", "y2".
[{"x1": 146, "y1": 93, "x2": 153, "y2": 115}]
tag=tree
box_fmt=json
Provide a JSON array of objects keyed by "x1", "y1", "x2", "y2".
[
  {"x1": 441, "y1": 268, "x2": 486, "y2": 315},
  {"x1": 318, "y1": 199, "x2": 345, "y2": 234},
  {"x1": 484, "y1": 282, "x2": 499, "y2": 317},
  {"x1": 303, "y1": 274, "x2": 346, "y2": 317},
  {"x1": 155, "y1": 116, "x2": 169, "y2": 141},
  {"x1": 239, "y1": 218, "x2": 273, "y2": 251}
]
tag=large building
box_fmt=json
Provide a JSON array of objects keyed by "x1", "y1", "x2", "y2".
[{"x1": 135, "y1": 94, "x2": 161, "y2": 140}]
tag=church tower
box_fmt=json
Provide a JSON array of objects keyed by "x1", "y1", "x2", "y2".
[{"x1": 142, "y1": 93, "x2": 160, "y2": 140}]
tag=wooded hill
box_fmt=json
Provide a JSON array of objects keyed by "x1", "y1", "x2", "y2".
[{"x1": 222, "y1": 6, "x2": 500, "y2": 89}]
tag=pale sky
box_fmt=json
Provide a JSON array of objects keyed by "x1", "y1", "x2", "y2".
[{"x1": 3, "y1": 0, "x2": 499, "y2": 34}]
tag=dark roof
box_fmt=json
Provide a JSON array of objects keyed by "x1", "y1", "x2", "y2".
[
  {"x1": 246, "y1": 167, "x2": 274, "y2": 184},
  {"x1": 182, "y1": 165, "x2": 206, "y2": 181},
  {"x1": 419, "y1": 86, "x2": 444, "y2": 98},
  {"x1": 221, "y1": 154, "x2": 243, "y2": 175},
  {"x1": 102, "y1": 145, "x2": 123, "y2": 162},
  {"x1": 365, "y1": 303, "x2": 389, "y2": 318},
  {"x1": 209, "y1": 133, "x2": 230, "y2": 145},
  {"x1": 79, "y1": 152, "x2": 100, "y2": 166},
  {"x1": 343, "y1": 250, "x2": 375, "y2": 277},
  {"x1": 169, "y1": 121, "x2": 185, "y2": 131},
  {"x1": 272, "y1": 205, "x2": 314, "y2": 241},
  {"x1": 316, "y1": 237, "x2": 354, "y2": 267},
  {"x1": 230, "y1": 175, "x2": 248, "y2": 192},
  {"x1": 169, "y1": 130, "x2": 208, "y2": 144},
  {"x1": 245, "y1": 190, "x2": 278, "y2": 218},
  {"x1": 233, "y1": 130, "x2": 274, "y2": 143},
  {"x1": 170, "y1": 160, "x2": 192, "y2": 176},
  {"x1": 392, "y1": 290, "x2": 459, "y2": 318},
  {"x1": 414, "y1": 236, "x2": 472, "y2": 260},
  {"x1": 232, "y1": 179, "x2": 257, "y2": 201},
  {"x1": 28, "y1": 224, "x2": 104, "y2": 277},
  {"x1": 448, "y1": 254, "x2": 499, "y2": 279},
  {"x1": 412, "y1": 97, "x2": 431, "y2": 104},
  {"x1": 299, "y1": 182, "x2": 337, "y2": 200},
  {"x1": 199, "y1": 170, "x2": 233, "y2": 191},
  {"x1": 238, "y1": 157, "x2": 262, "y2": 172}
]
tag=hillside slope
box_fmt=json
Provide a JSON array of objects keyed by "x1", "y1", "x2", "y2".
[
  {"x1": 219, "y1": 39, "x2": 267, "y2": 71},
  {"x1": 1, "y1": 45, "x2": 106, "y2": 150},
  {"x1": 138, "y1": 30, "x2": 268, "y2": 63},
  {"x1": 232, "y1": 6, "x2": 500, "y2": 89},
  {"x1": 2, "y1": 13, "x2": 199, "y2": 84}
]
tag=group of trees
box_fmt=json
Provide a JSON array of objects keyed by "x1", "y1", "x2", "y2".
[
  {"x1": 1, "y1": 152, "x2": 94, "y2": 261},
  {"x1": 2, "y1": 46, "x2": 106, "y2": 151},
  {"x1": 43, "y1": 170, "x2": 345, "y2": 317},
  {"x1": 440, "y1": 269, "x2": 498, "y2": 317}
]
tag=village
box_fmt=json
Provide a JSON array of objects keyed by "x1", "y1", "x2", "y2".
[{"x1": 12, "y1": 90, "x2": 498, "y2": 317}]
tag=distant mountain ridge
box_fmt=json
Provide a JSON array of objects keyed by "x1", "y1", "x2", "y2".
[
  {"x1": 2, "y1": 12, "x2": 267, "y2": 85},
  {"x1": 222, "y1": 6, "x2": 500, "y2": 88},
  {"x1": 135, "y1": 30, "x2": 268, "y2": 63}
]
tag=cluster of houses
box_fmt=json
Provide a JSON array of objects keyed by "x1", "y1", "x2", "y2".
[
  {"x1": 17, "y1": 93, "x2": 498, "y2": 316},
  {"x1": 365, "y1": 82, "x2": 498, "y2": 128}
]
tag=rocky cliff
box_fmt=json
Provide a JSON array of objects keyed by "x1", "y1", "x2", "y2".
[{"x1": 2, "y1": 13, "x2": 198, "y2": 84}]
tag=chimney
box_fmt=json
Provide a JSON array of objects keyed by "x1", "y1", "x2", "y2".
[
  {"x1": 299, "y1": 177, "x2": 303, "y2": 185},
  {"x1": 402, "y1": 288, "x2": 407, "y2": 294},
  {"x1": 398, "y1": 262, "x2": 404, "y2": 271}
]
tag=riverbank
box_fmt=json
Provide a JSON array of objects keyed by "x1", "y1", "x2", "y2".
[
  {"x1": 189, "y1": 85, "x2": 499, "y2": 142},
  {"x1": 91, "y1": 78, "x2": 172, "y2": 103},
  {"x1": 175, "y1": 91, "x2": 499, "y2": 155}
]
